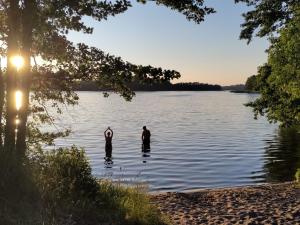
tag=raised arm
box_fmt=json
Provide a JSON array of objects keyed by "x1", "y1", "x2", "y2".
[
  {"x1": 110, "y1": 129, "x2": 113, "y2": 138},
  {"x1": 104, "y1": 128, "x2": 108, "y2": 137}
]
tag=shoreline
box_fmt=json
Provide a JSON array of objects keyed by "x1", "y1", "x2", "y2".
[
  {"x1": 149, "y1": 182, "x2": 292, "y2": 195},
  {"x1": 151, "y1": 182, "x2": 300, "y2": 224}
]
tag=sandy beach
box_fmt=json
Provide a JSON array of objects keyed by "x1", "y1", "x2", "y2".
[{"x1": 151, "y1": 182, "x2": 300, "y2": 225}]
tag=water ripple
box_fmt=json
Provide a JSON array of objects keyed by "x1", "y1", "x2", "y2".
[{"x1": 53, "y1": 92, "x2": 300, "y2": 192}]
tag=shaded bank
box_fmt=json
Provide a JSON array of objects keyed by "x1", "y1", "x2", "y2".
[{"x1": 262, "y1": 127, "x2": 300, "y2": 183}]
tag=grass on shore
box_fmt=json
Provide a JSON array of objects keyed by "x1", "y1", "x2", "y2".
[
  {"x1": 0, "y1": 147, "x2": 169, "y2": 225},
  {"x1": 295, "y1": 168, "x2": 300, "y2": 188}
]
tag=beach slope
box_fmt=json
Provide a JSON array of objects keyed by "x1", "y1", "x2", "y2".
[{"x1": 152, "y1": 182, "x2": 300, "y2": 224}]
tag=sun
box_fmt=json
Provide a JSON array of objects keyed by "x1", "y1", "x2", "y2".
[{"x1": 11, "y1": 55, "x2": 24, "y2": 71}]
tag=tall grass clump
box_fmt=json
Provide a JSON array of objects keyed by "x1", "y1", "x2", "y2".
[
  {"x1": 295, "y1": 168, "x2": 300, "y2": 188},
  {"x1": 99, "y1": 181, "x2": 170, "y2": 225},
  {"x1": 0, "y1": 146, "x2": 169, "y2": 225}
]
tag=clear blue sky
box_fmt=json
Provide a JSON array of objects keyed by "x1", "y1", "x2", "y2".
[{"x1": 68, "y1": 0, "x2": 269, "y2": 85}]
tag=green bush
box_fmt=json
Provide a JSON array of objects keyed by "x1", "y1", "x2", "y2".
[
  {"x1": 0, "y1": 147, "x2": 169, "y2": 225},
  {"x1": 31, "y1": 147, "x2": 105, "y2": 224}
]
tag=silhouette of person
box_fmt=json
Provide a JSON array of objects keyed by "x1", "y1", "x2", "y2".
[
  {"x1": 104, "y1": 127, "x2": 113, "y2": 159},
  {"x1": 142, "y1": 126, "x2": 151, "y2": 151}
]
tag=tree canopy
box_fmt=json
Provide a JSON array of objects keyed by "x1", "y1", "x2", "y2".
[
  {"x1": 0, "y1": 0, "x2": 215, "y2": 154},
  {"x1": 245, "y1": 75, "x2": 259, "y2": 91},
  {"x1": 235, "y1": 0, "x2": 299, "y2": 43},
  {"x1": 246, "y1": 9, "x2": 300, "y2": 127}
]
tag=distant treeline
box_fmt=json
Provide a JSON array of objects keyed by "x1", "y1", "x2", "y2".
[
  {"x1": 222, "y1": 84, "x2": 245, "y2": 91},
  {"x1": 74, "y1": 81, "x2": 222, "y2": 91}
]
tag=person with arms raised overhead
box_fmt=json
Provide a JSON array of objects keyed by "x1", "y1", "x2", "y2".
[{"x1": 104, "y1": 127, "x2": 113, "y2": 159}]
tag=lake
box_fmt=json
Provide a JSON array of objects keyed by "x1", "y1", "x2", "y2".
[{"x1": 53, "y1": 91, "x2": 300, "y2": 192}]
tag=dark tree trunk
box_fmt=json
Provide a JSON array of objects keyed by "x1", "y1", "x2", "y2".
[
  {"x1": 4, "y1": 0, "x2": 20, "y2": 151},
  {"x1": 0, "y1": 63, "x2": 4, "y2": 149},
  {"x1": 16, "y1": 0, "x2": 35, "y2": 155}
]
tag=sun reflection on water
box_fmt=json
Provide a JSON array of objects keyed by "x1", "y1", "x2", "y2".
[{"x1": 15, "y1": 90, "x2": 22, "y2": 111}]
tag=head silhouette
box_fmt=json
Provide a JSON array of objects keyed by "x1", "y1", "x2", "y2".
[
  {"x1": 107, "y1": 131, "x2": 111, "y2": 137},
  {"x1": 143, "y1": 126, "x2": 146, "y2": 130}
]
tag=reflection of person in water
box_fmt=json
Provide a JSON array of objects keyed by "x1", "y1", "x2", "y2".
[
  {"x1": 104, "y1": 127, "x2": 113, "y2": 158},
  {"x1": 142, "y1": 152, "x2": 151, "y2": 163},
  {"x1": 142, "y1": 126, "x2": 151, "y2": 151}
]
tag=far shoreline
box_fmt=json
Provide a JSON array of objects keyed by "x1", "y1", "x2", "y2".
[{"x1": 75, "y1": 90, "x2": 224, "y2": 92}]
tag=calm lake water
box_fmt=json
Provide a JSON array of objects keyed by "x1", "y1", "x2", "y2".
[{"x1": 53, "y1": 91, "x2": 300, "y2": 192}]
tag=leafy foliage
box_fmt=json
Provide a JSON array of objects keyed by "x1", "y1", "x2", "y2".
[
  {"x1": 235, "y1": 0, "x2": 299, "y2": 42},
  {"x1": 245, "y1": 75, "x2": 259, "y2": 91},
  {"x1": 139, "y1": 0, "x2": 215, "y2": 23},
  {"x1": 32, "y1": 146, "x2": 170, "y2": 224},
  {"x1": 246, "y1": 10, "x2": 300, "y2": 127},
  {"x1": 0, "y1": 147, "x2": 169, "y2": 225}
]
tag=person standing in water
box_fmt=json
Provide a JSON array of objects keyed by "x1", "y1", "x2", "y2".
[
  {"x1": 104, "y1": 127, "x2": 113, "y2": 158},
  {"x1": 142, "y1": 126, "x2": 151, "y2": 151}
]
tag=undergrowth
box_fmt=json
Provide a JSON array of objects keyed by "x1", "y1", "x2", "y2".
[{"x1": 0, "y1": 147, "x2": 169, "y2": 225}]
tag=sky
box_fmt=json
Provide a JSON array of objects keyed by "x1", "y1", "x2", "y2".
[{"x1": 68, "y1": 0, "x2": 270, "y2": 86}]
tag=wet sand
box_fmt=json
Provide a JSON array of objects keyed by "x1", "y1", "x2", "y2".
[{"x1": 151, "y1": 182, "x2": 300, "y2": 225}]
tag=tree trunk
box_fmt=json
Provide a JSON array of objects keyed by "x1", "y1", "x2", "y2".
[
  {"x1": 16, "y1": 0, "x2": 34, "y2": 155},
  {"x1": 4, "y1": 0, "x2": 20, "y2": 151},
  {"x1": 0, "y1": 63, "x2": 4, "y2": 149}
]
